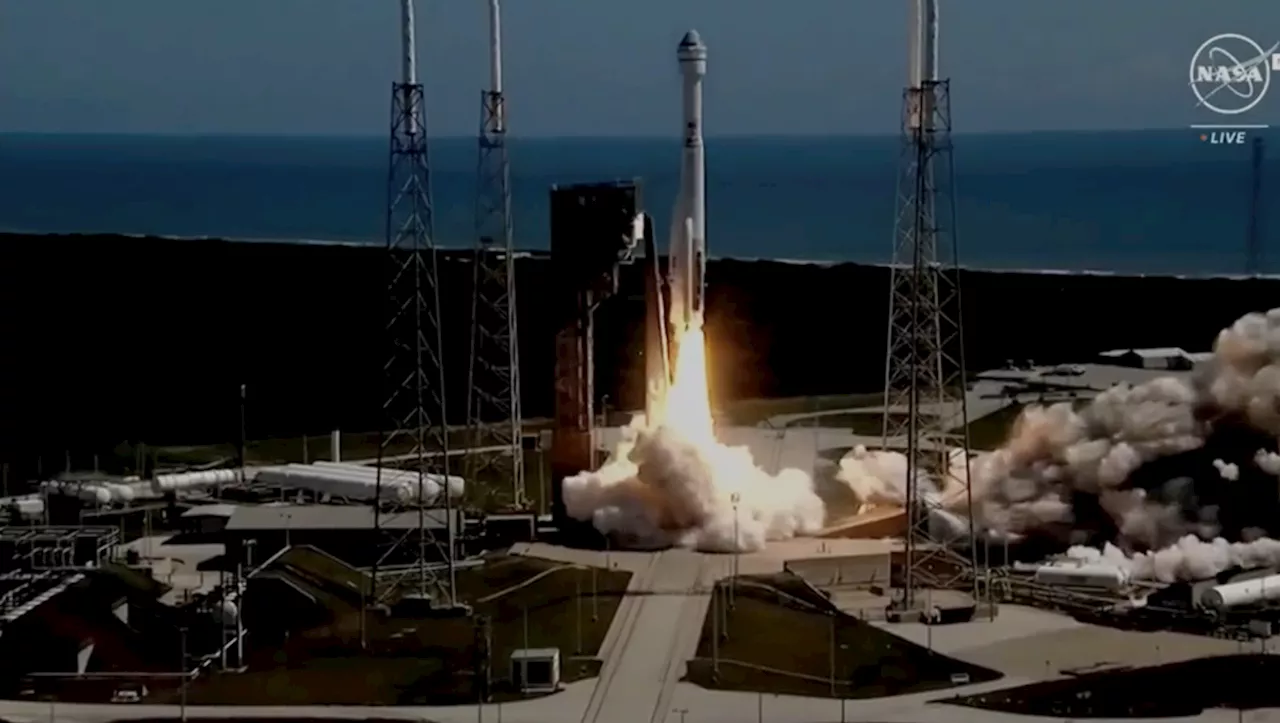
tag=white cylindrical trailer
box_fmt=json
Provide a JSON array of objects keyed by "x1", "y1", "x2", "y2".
[
  {"x1": 1200, "y1": 574, "x2": 1280, "y2": 610},
  {"x1": 255, "y1": 465, "x2": 413, "y2": 503},
  {"x1": 154, "y1": 469, "x2": 238, "y2": 493},
  {"x1": 311, "y1": 462, "x2": 465, "y2": 500},
  {"x1": 1033, "y1": 563, "x2": 1131, "y2": 592}
]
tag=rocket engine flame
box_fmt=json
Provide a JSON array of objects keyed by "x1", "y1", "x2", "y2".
[{"x1": 561, "y1": 315, "x2": 825, "y2": 553}]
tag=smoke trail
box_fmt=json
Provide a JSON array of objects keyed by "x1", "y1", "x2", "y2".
[{"x1": 561, "y1": 318, "x2": 825, "y2": 552}]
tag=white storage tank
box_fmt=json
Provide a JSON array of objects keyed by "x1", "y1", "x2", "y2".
[
  {"x1": 1200, "y1": 574, "x2": 1280, "y2": 610},
  {"x1": 312, "y1": 461, "x2": 466, "y2": 500},
  {"x1": 1033, "y1": 562, "x2": 1130, "y2": 591},
  {"x1": 155, "y1": 469, "x2": 238, "y2": 493},
  {"x1": 209, "y1": 600, "x2": 238, "y2": 625}
]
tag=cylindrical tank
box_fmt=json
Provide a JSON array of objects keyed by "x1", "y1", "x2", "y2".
[
  {"x1": 311, "y1": 461, "x2": 464, "y2": 500},
  {"x1": 155, "y1": 469, "x2": 238, "y2": 492},
  {"x1": 1033, "y1": 563, "x2": 1130, "y2": 591},
  {"x1": 209, "y1": 599, "x2": 238, "y2": 625},
  {"x1": 1200, "y1": 574, "x2": 1280, "y2": 610}
]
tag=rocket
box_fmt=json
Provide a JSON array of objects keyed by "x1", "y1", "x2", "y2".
[
  {"x1": 643, "y1": 30, "x2": 707, "y2": 422},
  {"x1": 669, "y1": 29, "x2": 707, "y2": 336}
]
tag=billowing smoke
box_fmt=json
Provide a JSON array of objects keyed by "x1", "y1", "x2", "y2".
[
  {"x1": 834, "y1": 308, "x2": 1280, "y2": 582},
  {"x1": 1064, "y1": 535, "x2": 1280, "y2": 584},
  {"x1": 561, "y1": 320, "x2": 825, "y2": 552}
]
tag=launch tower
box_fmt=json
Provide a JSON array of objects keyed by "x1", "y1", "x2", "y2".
[
  {"x1": 881, "y1": 0, "x2": 977, "y2": 609},
  {"x1": 465, "y1": 0, "x2": 525, "y2": 510},
  {"x1": 372, "y1": 0, "x2": 459, "y2": 607}
]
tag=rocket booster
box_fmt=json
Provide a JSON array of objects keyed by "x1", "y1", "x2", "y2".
[{"x1": 670, "y1": 29, "x2": 707, "y2": 332}]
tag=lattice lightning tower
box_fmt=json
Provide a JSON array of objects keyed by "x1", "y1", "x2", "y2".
[
  {"x1": 881, "y1": 0, "x2": 977, "y2": 609},
  {"x1": 465, "y1": 0, "x2": 525, "y2": 510},
  {"x1": 372, "y1": 0, "x2": 458, "y2": 607}
]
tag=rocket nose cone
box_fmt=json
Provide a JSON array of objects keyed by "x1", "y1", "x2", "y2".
[{"x1": 679, "y1": 29, "x2": 704, "y2": 49}]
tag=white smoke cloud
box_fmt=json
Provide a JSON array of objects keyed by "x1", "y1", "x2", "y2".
[
  {"x1": 830, "y1": 307, "x2": 1280, "y2": 582},
  {"x1": 1067, "y1": 535, "x2": 1280, "y2": 583},
  {"x1": 561, "y1": 417, "x2": 824, "y2": 552},
  {"x1": 1257, "y1": 450, "x2": 1280, "y2": 477}
]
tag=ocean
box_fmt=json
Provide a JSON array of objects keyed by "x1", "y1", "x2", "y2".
[{"x1": 0, "y1": 130, "x2": 1273, "y2": 275}]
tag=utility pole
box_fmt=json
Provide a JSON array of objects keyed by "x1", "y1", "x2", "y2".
[
  {"x1": 881, "y1": 0, "x2": 977, "y2": 611},
  {"x1": 731, "y1": 492, "x2": 740, "y2": 609},
  {"x1": 466, "y1": 0, "x2": 525, "y2": 510},
  {"x1": 237, "y1": 383, "x2": 247, "y2": 486},
  {"x1": 711, "y1": 585, "x2": 720, "y2": 677},
  {"x1": 179, "y1": 626, "x2": 188, "y2": 722},
  {"x1": 828, "y1": 613, "x2": 836, "y2": 697},
  {"x1": 371, "y1": 0, "x2": 457, "y2": 607}
]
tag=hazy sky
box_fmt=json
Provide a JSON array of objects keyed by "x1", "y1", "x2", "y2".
[{"x1": 3, "y1": 0, "x2": 1278, "y2": 136}]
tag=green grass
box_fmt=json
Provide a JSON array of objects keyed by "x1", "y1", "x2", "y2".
[
  {"x1": 683, "y1": 573, "x2": 1000, "y2": 699},
  {"x1": 946, "y1": 654, "x2": 1280, "y2": 718},
  {"x1": 167, "y1": 555, "x2": 632, "y2": 706},
  {"x1": 960, "y1": 403, "x2": 1025, "y2": 451}
]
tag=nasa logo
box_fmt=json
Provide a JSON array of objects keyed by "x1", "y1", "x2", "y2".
[{"x1": 1189, "y1": 33, "x2": 1280, "y2": 115}]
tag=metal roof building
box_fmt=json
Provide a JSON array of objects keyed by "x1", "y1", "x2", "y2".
[
  {"x1": 225, "y1": 505, "x2": 457, "y2": 533},
  {"x1": 222, "y1": 504, "x2": 461, "y2": 570}
]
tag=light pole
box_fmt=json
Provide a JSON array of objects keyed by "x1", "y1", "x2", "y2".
[
  {"x1": 179, "y1": 626, "x2": 189, "y2": 723},
  {"x1": 673, "y1": 708, "x2": 689, "y2": 723},
  {"x1": 839, "y1": 643, "x2": 849, "y2": 723},
  {"x1": 711, "y1": 586, "x2": 720, "y2": 677},
  {"x1": 730, "y1": 492, "x2": 740, "y2": 610}
]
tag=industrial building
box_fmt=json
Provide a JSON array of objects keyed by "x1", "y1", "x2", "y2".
[{"x1": 222, "y1": 504, "x2": 463, "y2": 569}]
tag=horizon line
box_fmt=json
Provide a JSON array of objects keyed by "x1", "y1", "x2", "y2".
[{"x1": 0, "y1": 127, "x2": 1237, "y2": 141}]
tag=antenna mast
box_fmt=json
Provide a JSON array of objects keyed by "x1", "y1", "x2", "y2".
[
  {"x1": 881, "y1": 0, "x2": 978, "y2": 611},
  {"x1": 466, "y1": 0, "x2": 525, "y2": 510},
  {"x1": 1247, "y1": 135, "x2": 1265, "y2": 274},
  {"x1": 372, "y1": 0, "x2": 458, "y2": 607}
]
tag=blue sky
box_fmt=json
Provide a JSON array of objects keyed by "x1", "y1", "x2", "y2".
[{"x1": 2, "y1": 0, "x2": 1277, "y2": 136}]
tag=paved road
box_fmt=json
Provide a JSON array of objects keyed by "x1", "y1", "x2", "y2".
[{"x1": 581, "y1": 550, "x2": 708, "y2": 723}]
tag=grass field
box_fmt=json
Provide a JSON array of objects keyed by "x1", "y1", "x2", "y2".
[
  {"x1": 961, "y1": 403, "x2": 1024, "y2": 451},
  {"x1": 166, "y1": 554, "x2": 631, "y2": 706},
  {"x1": 683, "y1": 573, "x2": 999, "y2": 699},
  {"x1": 946, "y1": 654, "x2": 1280, "y2": 718}
]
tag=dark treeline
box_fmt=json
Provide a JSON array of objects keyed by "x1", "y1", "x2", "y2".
[{"x1": 2, "y1": 233, "x2": 1277, "y2": 474}]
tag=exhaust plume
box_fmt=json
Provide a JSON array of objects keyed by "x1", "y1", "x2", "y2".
[
  {"x1": 562, "y1": 318, "x2": 824, "y2": 552},
  {"x1": 833, "y1": 308, "x2": 1280, "y2": 581}
]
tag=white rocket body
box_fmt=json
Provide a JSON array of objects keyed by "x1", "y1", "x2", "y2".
[{"x1": 670, "y1": 30, "x2": 707, "y2": 333}]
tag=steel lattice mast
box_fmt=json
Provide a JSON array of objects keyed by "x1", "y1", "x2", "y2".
[
  {"x1": 465, "y1": 0, "x2": 525, "y2": 510},
  {"x1": 881, "y1": 0, "x2": 976, "y2": 610},
  {"x1": 372, "y1": 0, "x2": 457, "y2": 606}
]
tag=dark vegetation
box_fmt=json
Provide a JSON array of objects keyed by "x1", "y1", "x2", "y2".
[
  {"x1": 113, "y1": 720, "x2": 433, "y2": 723},
  {"x1": 683, "y1": 573, "x2": 1000, "y2": 698},
  {"x1": 5, "y1": 233, "x2": 1277, "y2": 480},
  {"x1": 170, "y1": 552, "x2": 631, "y2": 705},
  {"x1": 963, "y1": 402, "x2": 1026, "y2": 450},
  {"x1": 945, "y1": 654, "x2": 1280, "y2": 718}
]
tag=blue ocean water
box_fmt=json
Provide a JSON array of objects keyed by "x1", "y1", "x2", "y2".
[{"x1": 0, "y1": 131, "x2": 1274, "y2": 275}]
